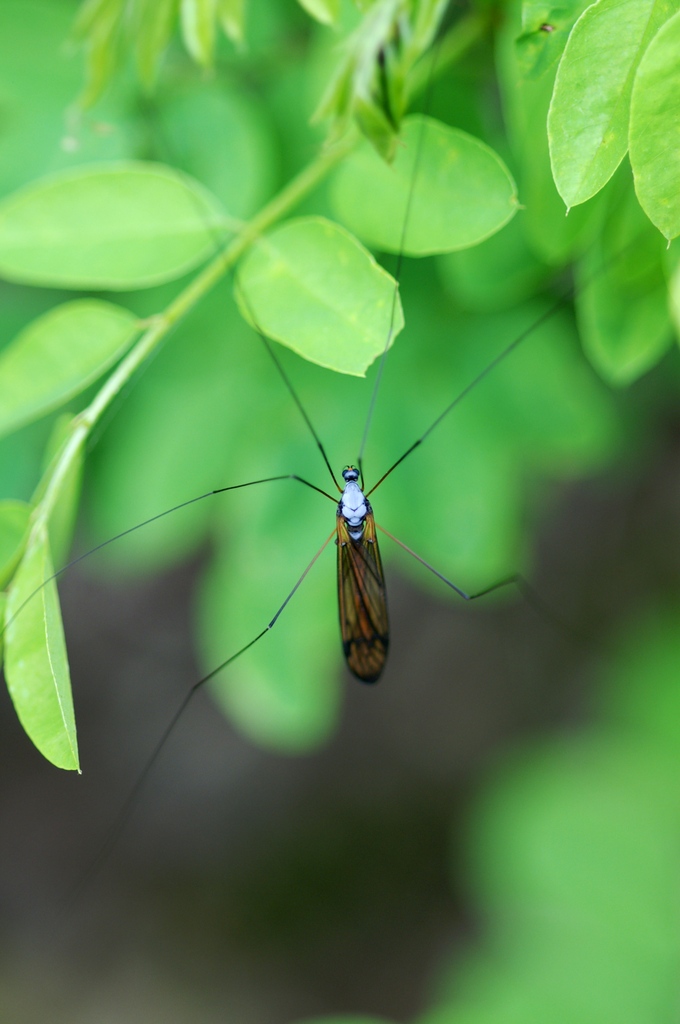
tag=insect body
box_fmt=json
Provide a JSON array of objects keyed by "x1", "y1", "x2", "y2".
[{"x1": 336, "y1": 466, "x2": 388, "y2": 683}]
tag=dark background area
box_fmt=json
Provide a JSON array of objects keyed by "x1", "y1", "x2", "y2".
[{"x1": 2, "y1": 399, "x2": 680, "y2": 1022}]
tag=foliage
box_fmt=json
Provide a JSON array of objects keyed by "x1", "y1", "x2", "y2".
[
  {"x1": 0, "y1": 0, "x2": 660, "y2": 798},
  {"x1": 2, "y1": 0, "x2": 680, "y2": 1018},
  {"x1": 1, "y1": 0, "x2": 679, "y2": 760}
]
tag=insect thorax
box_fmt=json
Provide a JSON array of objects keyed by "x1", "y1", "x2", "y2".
[{"x1": 338, "y1": 478, "x2": 371, "y2": 541}]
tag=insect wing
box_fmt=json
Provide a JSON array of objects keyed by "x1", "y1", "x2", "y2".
[{"x1": 337, "y1": 513, "x2": 389, "y2": 683}]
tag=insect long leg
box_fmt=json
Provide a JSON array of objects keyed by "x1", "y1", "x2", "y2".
[
  {"x1": 376, "y1": 524, "x2": 582, "y2": 640},
  {"x1": 3, "y1": 474, "x2": 336, "y2": 644},
  {"x1": 69, "y1": 527, "x2": 336, "y2": 903},
  {"x1": 367, "y1": 230, "x2": 649, "y2": 499},
  {"x1": 236, "y1": 280, "x2": 342, "y2": 492}
]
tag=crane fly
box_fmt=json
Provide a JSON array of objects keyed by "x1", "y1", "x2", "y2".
[{"x1": 336, "y1": 466, "x2": 388, "y2": 683}]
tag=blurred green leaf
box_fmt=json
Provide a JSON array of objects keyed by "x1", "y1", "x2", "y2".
[
  {"x1": 629, "y1": 9, "x2": 680, "y2": 240},
  {"x1": 0, "y1": 162, "x2": 226, "y2": 290},
  {"x1": 297, "y1": 0, "x2": 339, "y2": 26},
  {"x1": 180, "y1": 0, "x2": 216, "y2": 66},
  {"x1": 152, "y1": 80, "x2": 275, "y2": 217},
  {"x1": 4, "y1": 521, "x2": 79, "y2": 770},
  {"x1": 437, "y1": 215, "x2": 547, "y2": 312},
  {"x1": 237, "y1": 216, "x2": 404, "y2": 376},
  {"x1": 422, "y1": 737, "x2": 680, "y2": 1024},
  {"x1": 548, "y1": 0, "x2": 679, "y2": 209},
  {"x1": 0, "y1": 300, "x2": 138, "y2": 439},
  {"x1": 0, "y1": 500, "x2": 31, "y2": 589},
  {"x1": 576, "y1": 176, "x2": 672, "y2": 385},
  {"x1": 331, "y1": 116, "x2": 518, "y2": 255},
  {"x1": 217, "y1": 0, "x2": 244, "y2": 44},
  {"x1": 134, "y1": 0, "x2": 180, "y2": 88},
  {"x1": 75, "y1": 0, "x2": 126, "y2": 108}
]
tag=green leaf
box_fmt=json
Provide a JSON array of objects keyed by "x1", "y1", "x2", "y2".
[
  {"x1": 330, "y1": 116, "x2": 518, "y2": 255},
  {"x1": 0, "y1": 300, "x2": 138, "y2": 439},
  {"x1": 180, "y1": 0, "x2": 216, "y2": 66},
  {"x1": 4, "y1": 521, "x2": 79, "y2": 771},
  {"x1": 576, "y1": 177, "x2": 672, "y2": 385},
  {"x1": 515, "y1": 1, "x2": 591, "y2": 78},
  {"x1": 0, "y1": 500, "x2": 31, "y2": 589},
  {"x1": 236, "y1": 216, "x2": 404, "y2": 376},
  {"x1": 134, "y1": 0, "x2": 180, "y2": 88},
  {"x1": 548, "y1": 0, "x2": 680, "y2": 209},
  {"x1": 629, "y1": 9, "x2": 680, "y2": 240},
  {"x1": 497, "y1": 4, "x2": 602, "y2": 263},
  {"x1": 217, "y1": 0, "x2": 244, "y2": 43},
  {"x1": 297, "y1": 0, "x2": 339, "y2": 25},
  {"x1": 0, "y1": 162, "x2": 226, "y2": 290},
  {"x1": 74, "y1": 0, "x2": 126, "y2": 108}
]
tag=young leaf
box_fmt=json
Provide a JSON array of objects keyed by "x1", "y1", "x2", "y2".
[
  {"x1": 180, "y1": 0, "x2": 216, "y2": 66},
  {"x1": 0, "y1": 300, "x2": 138, "y2": 439},
  {"x1": 629, "y1": 9, "x2": 680, "y2": 240},
  {"x1": 314, "y1": 0, "x2": 448, "y2": 159},
  {"x1": 236, "y1": 216, "x2": 403, "y2": 376},
  {"x1": 548, "y1": 0, "x2": 680, "y2": 209},
  {"x1": 73, "y1": 0, "x2": 126, "y2": 108},
  {"x1": 0, "y1": 162, "x2": 226, "y2": 290},
  {"x1": 330, "y1": 115, "x2": 518, "y2": 255},
  {"x1": 4, "y1": 521, "x2": 79, "y2": 771},
  {"x1": 0, "y1": 500, "x2": 31, "y2": 589},
  {"x1": 134, "y1": 0, "x2": 180, "y2": 88}
]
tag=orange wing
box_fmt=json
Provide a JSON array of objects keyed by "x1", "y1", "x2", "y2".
[{"x1": 337, "y1": 513, "x2": 389, "y2": 683}]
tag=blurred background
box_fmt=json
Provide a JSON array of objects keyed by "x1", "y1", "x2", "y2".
[{"x1": 1, "y1": 0, "x2": 680, "y2": 1021}]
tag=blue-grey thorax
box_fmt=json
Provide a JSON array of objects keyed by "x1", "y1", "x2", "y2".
[{"x1": 338, "y1": 479, "x2": 370, "y2": 542}]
